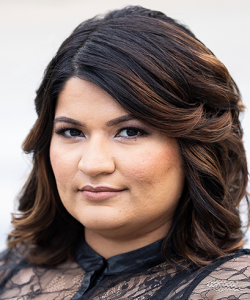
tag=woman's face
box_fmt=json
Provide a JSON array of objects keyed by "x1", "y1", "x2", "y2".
[{"x1": 50, "y1": 77, "x2": 185, "y2": 241}]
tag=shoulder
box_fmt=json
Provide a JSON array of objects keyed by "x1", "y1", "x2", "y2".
[
  {"x1": 0, "y1": 246, "x2": 27, "y2": 268},
  {"x1": 189, "y1": 249, "x2": 250, "y2": 299},
  {"x1": 0, "y1": 247, "x2": 26, "y2": 288},
  {"x1": 0, "y1": 249, "x2": 85, "y2": 297}
]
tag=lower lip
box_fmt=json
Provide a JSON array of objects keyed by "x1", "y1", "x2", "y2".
[{"x1": 80, "y1": 190, "x2": 124, "y2": 200}]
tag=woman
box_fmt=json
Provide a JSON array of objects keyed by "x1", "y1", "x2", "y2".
[{"x1": 0, "y1": 5, "x2": 249, "y2": 299}]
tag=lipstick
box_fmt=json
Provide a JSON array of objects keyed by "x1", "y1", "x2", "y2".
[{"x1": 79, "y1": 185, "x2": 125, "y2": 200}]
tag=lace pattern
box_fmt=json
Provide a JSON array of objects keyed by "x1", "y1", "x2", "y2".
[
  {"x1": 0, "y1": 248, "x2": 250, "y2": 299},
  {"x1": 190, "y1": 254, "x2": 250, "y2": 299},
  {"x1": 0, "y1": 252, "x2": 86, "y2": 299}
]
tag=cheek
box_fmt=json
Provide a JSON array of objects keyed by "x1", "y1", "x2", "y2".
[
  {"x1": 123, "y1": 147, "x2": 181, "y2": 183},
  {"x1": 50, "y1": 140, "x2": 77, "y2": 185},
  {"x1": 120, "y1": 145, "x2": 185, "y2": 201}
]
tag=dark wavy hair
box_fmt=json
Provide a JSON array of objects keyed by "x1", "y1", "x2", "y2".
[{"x1": 7, "y1": 6, "x2": 249, "y2": 267}]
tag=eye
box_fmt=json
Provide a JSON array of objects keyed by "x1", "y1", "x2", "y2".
[
  {"x1": 116, "y1": 127, "x2": 148, "y2": 139},
  {"x1": 54, "y1": 127, "x2": 84, "y2": 138},
  {"x1": 64, "y1": 129, "x2": 84, "y2": 137}
]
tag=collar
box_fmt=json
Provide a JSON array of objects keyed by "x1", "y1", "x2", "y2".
[{"x1": 75, "y1": 238, "x2": 164, "y2": 275}]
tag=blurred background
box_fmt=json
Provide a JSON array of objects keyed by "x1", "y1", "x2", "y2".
[{"x1": 0, "y1": 0, "x2": 249, "y2": 251}]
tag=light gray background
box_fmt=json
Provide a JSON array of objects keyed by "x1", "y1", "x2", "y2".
[{"x1": 0, "y1": 0, "x2": 249, "y2": 251}]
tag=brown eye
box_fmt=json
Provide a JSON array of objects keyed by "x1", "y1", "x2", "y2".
[
  {"x1": 64, "y1": 129, "x2": 84, "y2": 137},
  {"x1": 54, "y1": 127, "x2": 85, "y2": 138},
  {"x1": 116, "y1": 127, "x2": 148, "y2": 138},
  {"x1": 126, "y1": 129, "x2": 139, "y2": 136}
]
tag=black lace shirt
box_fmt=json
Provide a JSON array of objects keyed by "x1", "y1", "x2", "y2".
[{"x1": 0, "y1": 239, "x2": 250, "y2": 299}]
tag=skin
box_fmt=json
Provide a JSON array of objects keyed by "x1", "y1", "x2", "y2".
[{"x1": 50, "y1": 77, "x2": 185, "y2": 258}]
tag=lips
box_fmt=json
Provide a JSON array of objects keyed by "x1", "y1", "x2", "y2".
[{"x1": 79, "y1": 185, "x2": 125, "y2": 200}]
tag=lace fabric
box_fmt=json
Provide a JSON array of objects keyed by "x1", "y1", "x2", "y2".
[
  {"x1": 0, "y1": 242, "x2": 250, "y2": 300},
  {"x1": 0, "y1": 249, "x2": 85, "y2": 299}
]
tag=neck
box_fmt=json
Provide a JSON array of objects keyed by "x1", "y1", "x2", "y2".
[{"x1": 84, "y1": 227, "x2": 167, "y2": 259}]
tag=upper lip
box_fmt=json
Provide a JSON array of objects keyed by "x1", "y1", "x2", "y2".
[{"x1": 79, "y1": 185, "x2": 125, "y2": 192}]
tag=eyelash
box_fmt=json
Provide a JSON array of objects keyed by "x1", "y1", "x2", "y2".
[
  {"x1": 54, "y1": 127, "x2": 83, "y2": 138},
  {"x1": 54, "y1": 126, "x2": 149, "y2": 140},
  {"x1": 116, "y1": 127, "x2": 149, "y2": 139}
]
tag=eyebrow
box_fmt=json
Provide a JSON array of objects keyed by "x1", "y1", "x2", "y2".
[
  {"x1": 105, "y1": 115, "x2": 136, "y2": 126},
  {"x1": 53, "y1": 117, "x2": 85, "y2": 126},
  {"x1": 53, "y1": 115, "x2": 136, "y2": 127}
]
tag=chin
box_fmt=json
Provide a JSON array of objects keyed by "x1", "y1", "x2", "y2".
[{"x1": 73, "y1": 207, "x2": 128, "y2": 231}]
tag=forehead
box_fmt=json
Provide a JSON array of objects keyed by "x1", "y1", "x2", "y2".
[{"x1": 55, "y1": 77, "x2": 127, "y2": 118}]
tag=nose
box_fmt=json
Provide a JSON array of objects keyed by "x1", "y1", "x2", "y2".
[{"x1": 78, "y1": 136, "x2": 115, "y2": 177}]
